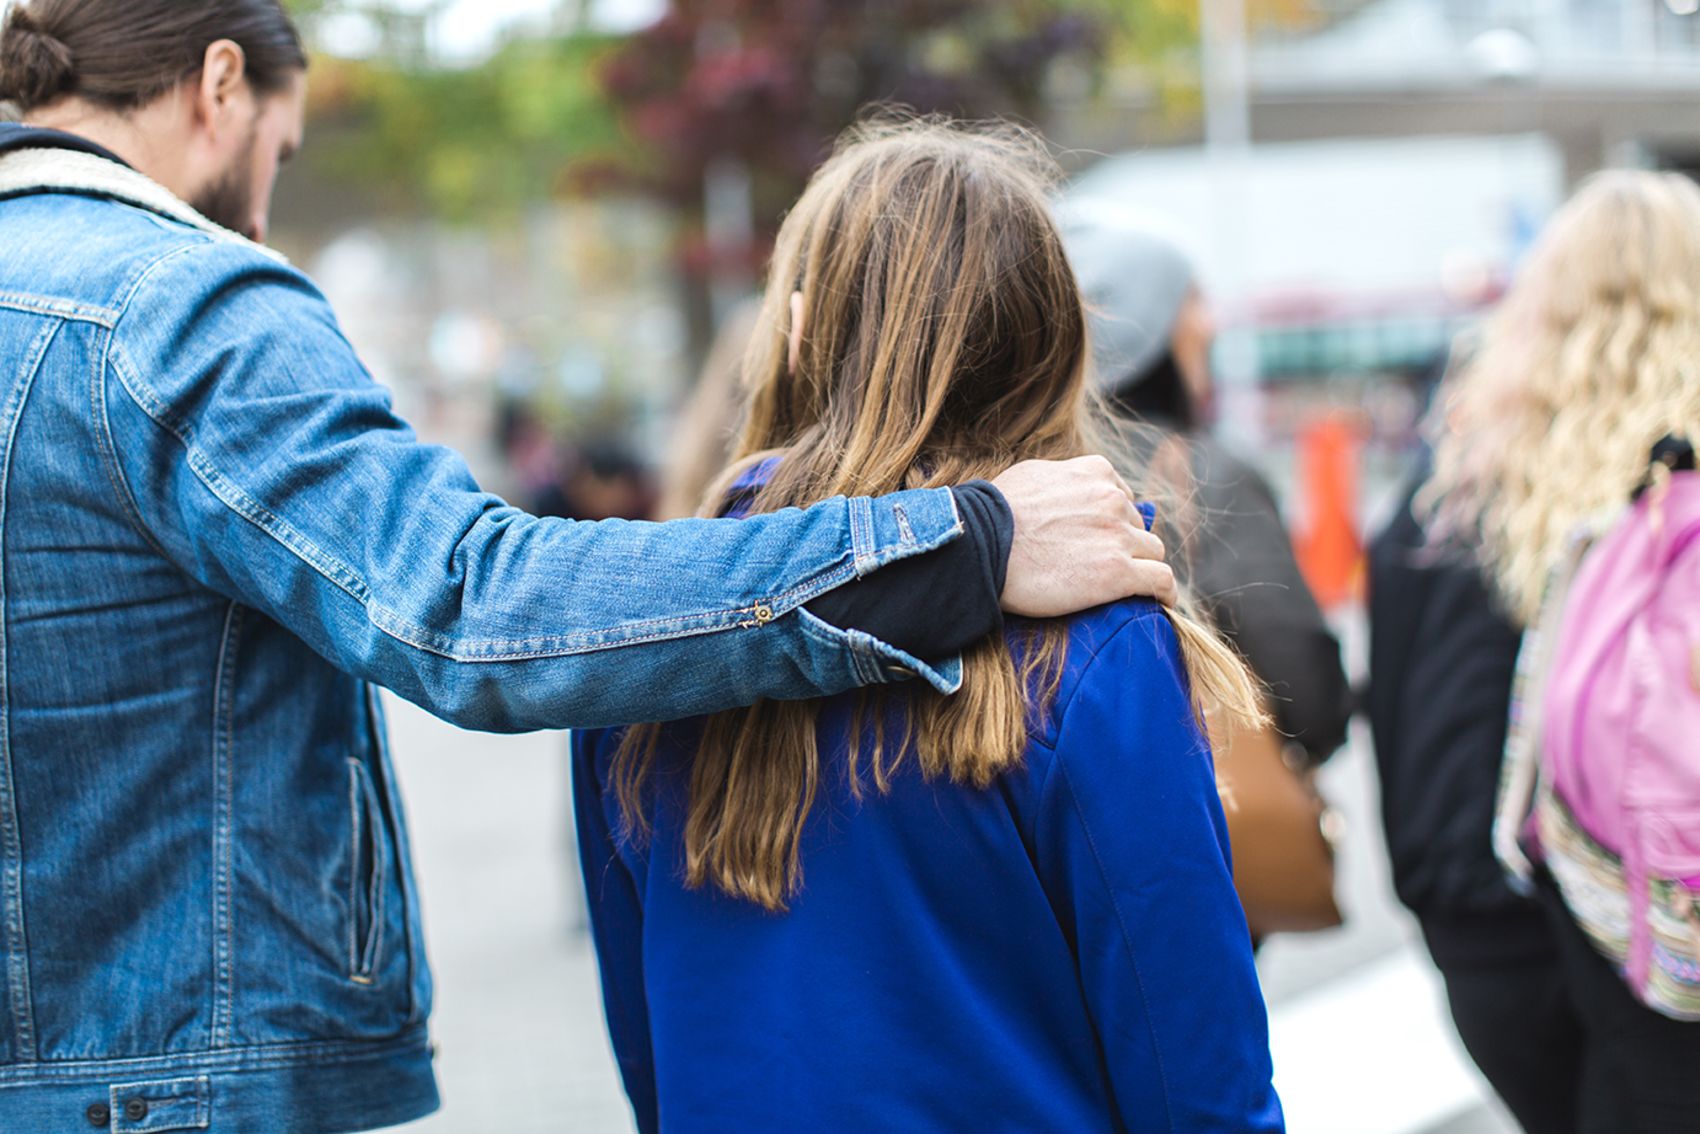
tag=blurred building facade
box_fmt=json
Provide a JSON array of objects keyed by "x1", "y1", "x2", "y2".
[
  {"x1": 1072, "y1": 0, "x2": 1700, "y2": 180},
  {"x1": 1062, "y1": 1, "x2": 1700, "y2": 453}
]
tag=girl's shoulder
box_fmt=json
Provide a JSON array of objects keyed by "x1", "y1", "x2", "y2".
[{"x1": 1014, "y1": 598, "x2": 1189, "y2": 753}]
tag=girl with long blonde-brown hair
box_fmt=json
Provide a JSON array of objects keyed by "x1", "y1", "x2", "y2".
[{"x1": 572, "y1": 117, "x2": 1282, "y2": 1134}]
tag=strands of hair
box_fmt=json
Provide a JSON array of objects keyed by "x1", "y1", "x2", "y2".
[
  {"x1": 1422, "y1": 169, "x2": 1700, "y2": 626},
  {"x1": 0, "y1": 0, "x2": 305, "y2": 113},
  {"x1": 614, "y1": 114, "x2": 1265, "y2": 913}
]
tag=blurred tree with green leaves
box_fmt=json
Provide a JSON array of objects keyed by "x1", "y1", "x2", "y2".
[
  {"x1": 287, "y1": 2, "x2": 623, "y2": 223},
  {"x1": 285, "y1": 0, "x2": 1203, "y2": 367}
]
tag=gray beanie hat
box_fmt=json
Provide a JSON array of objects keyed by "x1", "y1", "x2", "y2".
[{"x1": 1055, "y1": 199, "x2": 1198, "y2": 393}]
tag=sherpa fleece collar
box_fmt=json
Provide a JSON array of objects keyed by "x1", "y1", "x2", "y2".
[{"x1": 0, "y1": 139, "x2": 286, "y2": 263}]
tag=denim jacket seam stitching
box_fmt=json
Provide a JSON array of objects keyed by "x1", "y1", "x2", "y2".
[
  {"x1": 96, "y1": 335, "x2": 177, "y2": 564},
  {"x1": 106, "y1": 349, "x2": 377, "y2": 612},
  {"x1": 120, "y1": 1117, "x2": 210, "y2": 1134},
  {"x1": 363, "y1": 688, "x2": 420, "y2": 1023},
  {"x1": 842, "y1": 630, "x2": 965, "y2": 691},
  {"x1": 365, "y1": 556, "x2": 870, "y2": 660},
  {"x1": 850, "y1": 630, "x2": 900, "y2": 685},
  {"x1": 834, "y1": 628, "x2": 879, "y2": 685},
  {"x1": 366, "y1": 601, "x2": 779, "y2": 659},
  {"x1": 108, "y1": 242, "x2": 213, "y2": 336},
  {"x1": 344, "y1": 757, "x2": 384, "y2": 984},
  {"x1": 0, "y1": 291, "x2": 116, "y2": 326},
  {"x1": 0, "y1": 317, "x2": 53, "y2": 1062},
  {"x1": 113, "y1": 325, "x2": 965, "y2": 661},
  {"x1": 109, "y1": 1076, "x2": 209, "y2": 1092},
  {"x1": 108, "y1": 1075, "x2": 212, "y2": 1134},
  {"x1": 851, "y1": 521, "x2": 961, "y2": 575},
  {"x1": 113, "y1": 336, "x2": 876, "y2": 658},
  {"x1": 346, "y1": 762, "x2": 362, "y2": 981},
  {"x1": 763, "y1": 563, "x2": 860, "y2": 614},
  {"x1": 109, "y1": 244, "x2": 357, "y2": 591},
  {"x1": 208, "y1": 603, "x2": 242, "y2": 1050},
  {"x1": 363, "y1": 759, "x2": 386, "y2": 983},
  {"x1": 849, "y1": 496, "x2": 875, "y2": 575},
  {"x1": 0, "y1": 1025, "x2": 432, "y2": 1083}
]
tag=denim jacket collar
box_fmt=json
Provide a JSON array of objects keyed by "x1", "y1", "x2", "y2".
[{"x1": 0, "y1": 143, "x2": 286, "y2": 263}]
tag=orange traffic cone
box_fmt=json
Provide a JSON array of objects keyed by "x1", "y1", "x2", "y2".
[{"x1": 1293, "y1": 414, "x2": 1364, "y2": 610}]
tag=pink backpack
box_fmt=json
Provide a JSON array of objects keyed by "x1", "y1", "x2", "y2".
[{"x1": 1497, "y1": 442, "x2": 1700, "y2": 1020}]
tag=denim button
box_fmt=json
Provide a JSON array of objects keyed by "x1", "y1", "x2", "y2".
[
  {"x1": 123, "y1": 1097, "x2": 148, "y2": 1122},
  {"x1": 85, "y1": 1102, "x2": 110, "y2": 1127}
]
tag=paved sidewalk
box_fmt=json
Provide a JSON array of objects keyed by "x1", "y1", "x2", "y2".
[{"x1": 383, "y1": 695, "x2": 634, "y2": 1134}]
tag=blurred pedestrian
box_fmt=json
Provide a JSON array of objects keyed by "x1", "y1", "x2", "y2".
[
  {"x1": 1061, "y1": 204, "x2": 1352, "y2": 940},
  {"x1": 1060, "y1": 202, "x2": 1352, "y2": 768},
  {"x1": 533, "y1": 438, "x2": 658, "y2": 521},
  {"x1": 574, "y1": 118, "x2": 1284, "y2": 1134},
  {"x1": 1370, "y1": 170, "x2": 1700, "y2": 1134}
]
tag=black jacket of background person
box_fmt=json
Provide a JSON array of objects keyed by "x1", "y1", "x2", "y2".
[
  {"x1": 1367, "y1": 476, "x2": 1552, "y2": 964},
  {"x1": 1110, "y1": 360, "x2": 1351, "y2": 766},
  {"x1": 1155, "y1": 431, "x2": 1353, "y2": 765}
]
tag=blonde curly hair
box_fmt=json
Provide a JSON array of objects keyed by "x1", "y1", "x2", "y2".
[{"x1": 1422, "y1": 169, "x2": 1700, "y2": 626}]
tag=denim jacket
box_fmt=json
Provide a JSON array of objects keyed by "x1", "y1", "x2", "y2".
[{"x1": 0, "y1": 143, "x2": 964, "y2": 1133}]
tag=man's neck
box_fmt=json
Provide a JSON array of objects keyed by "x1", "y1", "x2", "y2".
[{"x1": 25, "y1": 98, "x2": 187, "y2": 196}]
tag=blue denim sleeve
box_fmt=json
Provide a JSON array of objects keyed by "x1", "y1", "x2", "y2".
[
  {"x1": 99, "y1": 240, "x2": 965, "y2": 732},
  {"x1": 571, "y1": 731, "x2": 657, "y2": 1134},
  {"x1": 1033, "y1": 608, "x2": 1284, "y2": 1133}
]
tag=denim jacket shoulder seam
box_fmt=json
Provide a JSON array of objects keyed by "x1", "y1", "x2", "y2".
[
  {"x1": 0, "y1": 292, "x2": 116, "y2": 327},
  {"x1": 104, "y1": 336, "x2": 375, "y2": 612},
  {"x1": 108, "y1": 242, "x2": 214, "y2": 347},
  {"x1": 93, "y1": 332, "x2": 176, "y2": 562}
]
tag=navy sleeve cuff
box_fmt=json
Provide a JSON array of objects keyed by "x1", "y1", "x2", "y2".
[{"x1": 803, "y1": 481, "x2": 1012, "y2": 662}]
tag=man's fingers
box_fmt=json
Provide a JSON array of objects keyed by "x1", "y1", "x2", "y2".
[
  {"x1": 1124, "y1": 559, "x2": 1178, "y2": 608},
  {"x1": 1077, "y1": 453, "x2": 1138, "y2": 505},
  {"x1": 1109, "y1": 466, "x2": 1137, "y2": 505},
  {"x1": 992, "y1": 454, "x2": 1177, "y2": 616},
  {"x1": 1127, "y1": 525, "x2": 1165, "y2": 564}
]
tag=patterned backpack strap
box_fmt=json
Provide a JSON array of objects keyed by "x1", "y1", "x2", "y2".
[{"x1": 1493, "y1": 529, "x2": 1594, "y2": 889}]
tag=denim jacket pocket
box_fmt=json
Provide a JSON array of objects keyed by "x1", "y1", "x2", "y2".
[{"x1": 345, "y1": 757, "x2": 387, "y2": 985}]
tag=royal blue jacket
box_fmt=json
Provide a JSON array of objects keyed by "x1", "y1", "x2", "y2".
[{"x1": 575, "y1": 599, "x2": 1285, "y2": 1133}]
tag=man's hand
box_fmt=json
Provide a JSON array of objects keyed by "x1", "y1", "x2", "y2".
[{"x1": 992, "y1": 455, "x2": 1177, "y2": 617}]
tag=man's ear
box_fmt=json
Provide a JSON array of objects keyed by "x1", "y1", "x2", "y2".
[
  {"x1": 788, "y1": 291, "x2": 806, "y2": 376},
  {"x1": 193, "y1": 39, "x2": 251, "y2": 136}
]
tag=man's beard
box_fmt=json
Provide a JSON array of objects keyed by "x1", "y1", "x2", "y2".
[{"x1": 190, "y1": 126, "x2": 260, "y2": 241}]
